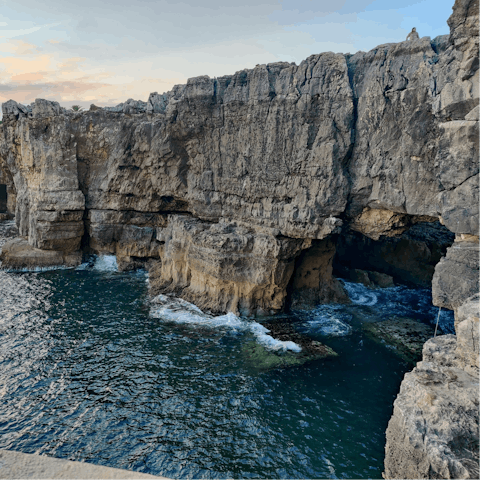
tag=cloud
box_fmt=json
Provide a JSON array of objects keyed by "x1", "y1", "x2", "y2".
[
  {"x1": 0, "y1": 0, "x2": 453, "y2": 118},
  {"x1": 0, "y1": 37, "x2": 185, "y2": 111}
]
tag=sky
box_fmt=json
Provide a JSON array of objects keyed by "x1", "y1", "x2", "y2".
[{"x1": 0, "y1": 0, "x2": 455, "y2": 113}]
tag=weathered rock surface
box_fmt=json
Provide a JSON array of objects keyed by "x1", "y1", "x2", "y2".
[
  {"x1": 384, "y1": 290, "x2": 479, "y2": 478},
  {"x1": 0, "y1": 219, "x2": 18, "y2": 251},
  {"x1": 242, "y1": 319, "x2": 338, "y2": 370},
  {"x1": 288, "y1": 237, "x2": 350, "y2": 308},
  {"x1": 363, "y1": 317, "x2": 435, "y2": 364},
  {"x1": 432, "y1": 236, "x2": 479, "y2": 309},
  {"x1": 0, "y1": 449, "x2": 166, "y2": 479},
  {"x1": 149, "y1": 215, "x2": 314, "y2": 315},
  {"x1": 0, "y1": 0, "x2": 477, "y2": 315},
  {"x1": 339, "y1": 268, "x2": 395, "y2": 288},
  {"x1": 0, "y1": 1, "x2": 477, "y2": 476},
  {"x1": 0, "y1": 237, "x2": 81, "y2": 269}
]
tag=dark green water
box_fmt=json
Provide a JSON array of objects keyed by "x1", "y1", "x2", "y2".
[{"x1": 0, "y1": 262, "x2": 453, "y2": 478}]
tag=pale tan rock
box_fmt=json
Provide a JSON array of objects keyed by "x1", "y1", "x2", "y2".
[
  {"x1": 350, "y1": 208, "x2": 412, "y2": 240},
  {"x1": 0, "y1": 0, "x2": 477, "y2": 317},
  {"x1": 148, "y1": 215, "x2": 316, "y2": 315},
  {"x1": 454, "y1": 293, "x2": 479, "y2": 372},
  {"x1": 0, "y1": 237, "x2": 81, "y2": 269},
  {"x1": 385, "y1": 257, "x2": 479, "y2": 479},
  {"x1": 0, "y1": 449, "x2": 166, "y2": 479},
  {"x1": 288, "y1": 237, "x2": 349, "y2": 307},
  {"x1": 384, "y1": 335, "x2": 479, "y2": 479}
]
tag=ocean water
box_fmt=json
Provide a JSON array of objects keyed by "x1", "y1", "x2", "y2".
[{"x1": 0, "y1": 256, "x2": 454, "y2": 479}]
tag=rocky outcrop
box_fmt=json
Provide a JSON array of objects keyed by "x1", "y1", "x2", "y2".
[
  {"x1": 364, "y1": 317, "x2": 436, "y2": 364},
  {"x1": 288, "y1": 237, "x2": 350, "y2": 307},
  {"x1": 148, "y1": 215, "x2": 327, "y2": 315},
  {"x1": 0, "y1": 237, "x2": 81, "y2": 270},
  {"x1": 0, "y1": 0, "x2": 478, "y2": 315},
  {"x1": 383, "y1": 6, "x2": 479, "y2": 475},
  {"x1": 384, "y1": 296, "x2": 479, "y2": 479},
  {"x1": 432, "y1": 235, "x2": 479, "y2": 309},
  {"x1": 0, "y1": 0, "x2": 477, "y2": 476}
]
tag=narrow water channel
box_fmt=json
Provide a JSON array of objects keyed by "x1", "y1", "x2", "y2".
[{"x1": 0, "y1": 260, "x2": 453, "y2": 479}]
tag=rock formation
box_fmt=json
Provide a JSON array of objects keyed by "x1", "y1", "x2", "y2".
[
  {"x1": 334, "y1": 221, "x2": 455, "y2": 288},
  {"x1": 0, "y1": 0, "x2": 478, "y2": 476},
  {"x1": 0, "y1": 0, "x2": 477, "y2": 314},
  {"x1": 385, "y1": 295, "x2": 479, "y2": 479}
]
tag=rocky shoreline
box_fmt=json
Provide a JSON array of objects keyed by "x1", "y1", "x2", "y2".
[
  {"x1": 0, "y1": 0, "x2": 478, "y2": 477},
  {"x1": 385, "y1": 295, "x2": 479, "y2": 479}
]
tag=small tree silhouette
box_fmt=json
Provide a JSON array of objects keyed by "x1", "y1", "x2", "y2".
[{"x1": 71, "y1": 105, "x2": 83, "y2": 112}]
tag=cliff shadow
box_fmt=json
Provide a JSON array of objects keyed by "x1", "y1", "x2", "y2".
[
  {"x1": 0, "y1": 184, "x2": 7, "y2": 213},
  {"x1": 332, "y1": 220, "x2": 455, "y2": 289}
]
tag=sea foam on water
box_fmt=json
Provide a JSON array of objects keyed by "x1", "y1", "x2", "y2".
[{"x1": 150, "y1": 294, "x2": 302, "y2": 352}]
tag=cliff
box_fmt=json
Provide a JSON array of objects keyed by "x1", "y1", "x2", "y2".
[
  {"x1": 385, "y1": 294, "x2": 479, "y2": 479},
  {"x1": 0, "y1": 0, "x2": 477, "y2": 315},
  {"x1": 0, "y1": 0, "x2": 478, "y2": 477}
]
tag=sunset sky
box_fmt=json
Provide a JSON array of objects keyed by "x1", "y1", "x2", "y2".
[{"x1": 1, "y1": 0, "x2": 455, "y2": 113}]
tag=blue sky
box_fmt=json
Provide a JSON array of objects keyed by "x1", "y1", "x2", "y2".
[{"x1": 0, "y1": 0, "x2": 455, "y2": 111}]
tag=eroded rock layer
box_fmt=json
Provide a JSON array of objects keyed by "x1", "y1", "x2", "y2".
[
  {"x1": 0, "y1": 0, "x2": 478, "y2": 315},
  {"x1": 384, "y1": 295, "x2": 479, "y2": 479},
  {"x1": 0, "y1": 0, "x2": 478, "y2": 477}
]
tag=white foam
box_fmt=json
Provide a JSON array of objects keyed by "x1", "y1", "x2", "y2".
[
  {"x1": 92, "y1": 255, "x2": 118, "y2": 272},
  {"x1": 342, "y1": 281, "x2": 378, "y2": 306},
  {"x1": 256, "y1": 334, "x2": 302, "y2": 353},
  {"x1": 0, "y1": 265, "x2": 71, "y2": 273},
  {"x1": 309, "y1": 315, "x2": 352, "y2": 336},
  {"x1": 150, "y1": 295, "x2": 302, "y2": 352}
]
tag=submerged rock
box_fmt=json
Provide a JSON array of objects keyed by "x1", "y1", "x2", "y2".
[
  {"x1": 363, "y1": 317, "x2": 435, "y2": 364},
  {"x1": 242, "y1": 318, "x2": 337, "y2": 370}
]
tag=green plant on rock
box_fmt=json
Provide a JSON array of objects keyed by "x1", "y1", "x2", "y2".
[{"x1": 71, "y1": 105, "x2": 83, "y2": 112}]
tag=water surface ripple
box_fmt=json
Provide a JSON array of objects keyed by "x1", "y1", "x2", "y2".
[{"x1": 0, "y1": 267, "x2": 452, "y2": 478}]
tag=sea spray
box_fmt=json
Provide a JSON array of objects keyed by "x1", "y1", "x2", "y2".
[
  {"x1": 92, "y1": 255, "x2": 118, "y2": 272},
  {"x1": 76, "y1": 255, "x2": 119, "y2": 273},
  {"x1": 339, "y1": 279, "x2": 455, "y2": 333},
  {"x1": 150, "y1": 294, "x2": 302, "y2": 352}
]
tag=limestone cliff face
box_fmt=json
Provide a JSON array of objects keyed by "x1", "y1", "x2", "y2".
[
  {"x1": 0, "y1": 1, "x2": 478, "y2": 476},
  {"x1": 0, "y1": 0, "x2": 478, "y2": 316}
]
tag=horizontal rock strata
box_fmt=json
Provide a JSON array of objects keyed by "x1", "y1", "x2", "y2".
[
  {"x1": 0, "y1": 0, "x2": 478, "y2": 315},
  {"x1": 0, "y1": 0, "x2": 478, "y2": 477}
]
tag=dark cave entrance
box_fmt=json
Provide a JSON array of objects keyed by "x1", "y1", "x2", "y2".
[
  {"x1": 0, "y1": 184, "x2": 7, "y2": 213},
  {"x1": 332, "y1": 220, "x2": 455, "y2": 289}
]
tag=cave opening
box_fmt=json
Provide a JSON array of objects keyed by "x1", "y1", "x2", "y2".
[
  {"x1": 0, "y1": 184, "x2": 7, "y2": 213},
  {"x1": 332, "y1": 220, "x2": 455, "y2": 289}
]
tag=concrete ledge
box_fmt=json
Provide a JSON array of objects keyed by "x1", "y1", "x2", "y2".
[{"x1": 0, "y1": 449, "x2": 169, "y2": 479}]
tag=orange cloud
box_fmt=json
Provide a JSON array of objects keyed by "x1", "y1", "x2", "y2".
[
  {"x1": 10, "y1": 72, "x2": 46, "y2": 83},
  {"x1": 0, "y1": 39, "x2": 41, "y2": 55},
  {"x1": 0, "y1": 38, "x2": 185, "y2": 114}
]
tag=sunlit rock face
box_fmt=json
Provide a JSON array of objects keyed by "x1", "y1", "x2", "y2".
[{"x1": 0, "y1": 0, "x2": 478, "y2": 316}]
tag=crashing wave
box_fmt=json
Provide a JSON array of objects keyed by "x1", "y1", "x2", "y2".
[{"x1": 150, "y1": 294, "x2": 302, "y2": 352}]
